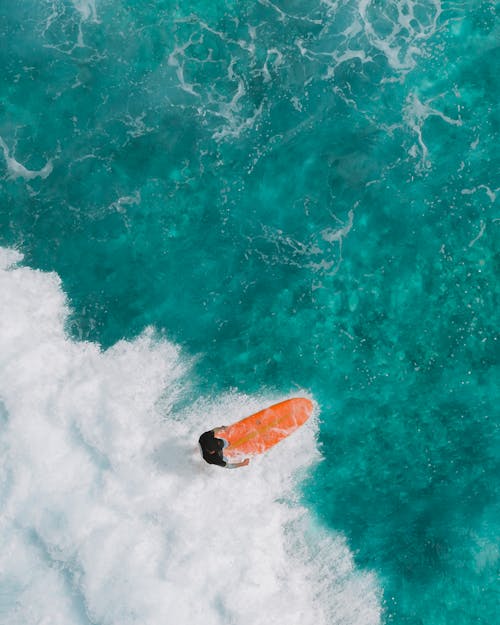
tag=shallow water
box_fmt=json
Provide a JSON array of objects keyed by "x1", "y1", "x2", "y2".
[{"x1": 1, "y1": 1, "x2": 499, "y2": 624}]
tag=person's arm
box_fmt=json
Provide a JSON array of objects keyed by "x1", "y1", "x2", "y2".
[{"x1": 225, "y1": 458, "x2": 250, "y2": 469}]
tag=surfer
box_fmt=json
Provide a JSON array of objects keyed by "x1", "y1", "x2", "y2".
[{"x1": 198, "y1": 427, "x2": 250, "y2": 468}]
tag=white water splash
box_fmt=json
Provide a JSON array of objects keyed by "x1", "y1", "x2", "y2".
[{"x1": 0, "y1": 249, "x2": 381, "y2": 625}]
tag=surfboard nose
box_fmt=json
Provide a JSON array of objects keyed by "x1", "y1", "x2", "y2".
[{"x1": 293, "y1": 397, "x2": 314, "y2": 416}]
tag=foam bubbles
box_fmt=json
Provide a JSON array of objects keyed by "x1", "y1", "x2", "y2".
[{"x1": 0, "y1": 249, "x2": 381, "y2": 625}]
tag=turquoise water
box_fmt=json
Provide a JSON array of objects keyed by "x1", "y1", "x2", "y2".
[{"x1": 1, "y1": 1, "x2": 499, "y2": 624}]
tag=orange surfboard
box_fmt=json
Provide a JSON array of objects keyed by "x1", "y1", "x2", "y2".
[{"x1": 221, "y1": 397, "x2": 313, "y2": 460}]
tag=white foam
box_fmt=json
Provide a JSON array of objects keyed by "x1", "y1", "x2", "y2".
[
  {"x1": 0, "y1": 249, "x2": 381, "y2": 625},
  {"x1": 71, "y1": 0, "x2": 98, "y2": 22},
  {"x1": 468, "y1": 220, "x2": 486, "y2": 248},
  {"x1": 358, "y1": 0, "x2": 442, "y2": 72},
  {"x1": 0, "y1": 137, "x2": 53, "y2": 181},
  {"x1": 403, "y1": 93, "x2": 462, "y2": 170},
  {"x1": 0, "y1": 248, "x2": 23, "y2": 270},
  {"x1": 462, "y1": 185, "x2": 498, "y2": 203},
  {"x1": 168, "y1": 38, "x2": 201, "y2": 97}
]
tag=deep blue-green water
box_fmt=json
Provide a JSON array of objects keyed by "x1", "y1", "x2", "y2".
[{"x1": 1, "y1": 1, "x2": 499, "y2": 624}]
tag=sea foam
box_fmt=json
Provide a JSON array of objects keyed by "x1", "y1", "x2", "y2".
[
  {"x1": 0, "y1": 138, "x2": 53, "y2": 181},
  {"x1": 0, "y1": 249, "x2": 381, "y2": 625}
]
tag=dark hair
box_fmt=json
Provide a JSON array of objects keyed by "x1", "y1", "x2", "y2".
[{"x1": 199, "y1": 430, "x2": 226, "y2": 467}]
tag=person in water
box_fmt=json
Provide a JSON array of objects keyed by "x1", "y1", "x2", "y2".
[{"x1": 199, "y1": 426, "x2": 250, "y2": 468}]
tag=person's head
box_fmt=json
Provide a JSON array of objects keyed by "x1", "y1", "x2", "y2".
[{"x1": 199, "y1": 431, "x2": 223, "y2": 455}]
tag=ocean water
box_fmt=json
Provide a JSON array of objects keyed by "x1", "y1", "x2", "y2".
[{"x1": 0, "y1": 1, "x2": 498, "y2": 624}]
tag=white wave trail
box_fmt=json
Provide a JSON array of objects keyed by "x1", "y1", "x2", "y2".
[{"x1": 0, "y1": 248, "x2": 381, "y2": 625}]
